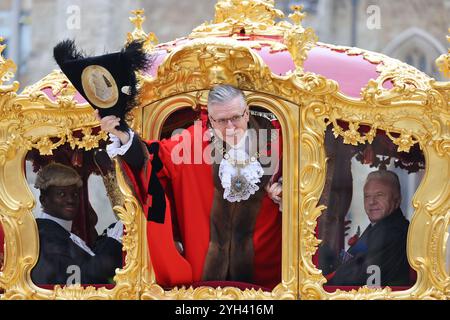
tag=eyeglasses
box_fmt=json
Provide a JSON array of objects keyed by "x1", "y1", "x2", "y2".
[{"x1": 209, "y1": 109, "x2": 247, "y2": 126}]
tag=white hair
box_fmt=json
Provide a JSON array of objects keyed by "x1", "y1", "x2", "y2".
[
  {"x1": 365, "y1": 170, "x2": 401, "y2": 198},
  {"x1": 207, "y1": 85, "x2": 246, "y2": 110}
]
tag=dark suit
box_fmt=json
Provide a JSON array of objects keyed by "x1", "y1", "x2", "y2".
[
  {"x1": 323, "y1": 208, "x2": 411, "y2": 286},
  {"x1": 31, "y1": 219, "x2": 122, "y2": 285}
]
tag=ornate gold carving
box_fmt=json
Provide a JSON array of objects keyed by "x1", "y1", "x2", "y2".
[
  {"x1": 142, "y1": 261, "x2": 299, "y2": 300},
  {"x1": 140, "y1": 93, "x2": 299, "y2": 300},
  {"x1": 99, "y1": 171, "x2": 125, "y2": 212},
  {"x1": 214, "y1": 0, "x2": 284, "y2": 25},
  {"x1": 0, "y1": 157, "x2": 142, "y2": 300},
  {"x1": 0, "y1": 0, "x2": 449, "y2": 301},
  {"x1": 21, "y1": 70, "x2": 69, "y2": 99},
  {"x1": 51, "y1": 285, "x2": 105, "y2": 300},
  {"x1": 191, "y1": 0, "x2": 284, "y2": 38},
  {"x1": 325, "y1": 117, "x2": 420, "y2": 153},
  {"x1": 127, "y1": 9, "x2": 158, "y2": 51},
  {"x1": 143, "y1": 285, "x2": 285, "y2": 300},
  {"x1": 436, "y1": 29, "x2": 450, "y2": 78},
  {"x1": 329, "y1": 287, "x2": 394, "y2": 300},
  {"x1": 0, "y1": 36, "x2": 139, "y2": 298},
  {"x1": 142, "y1": 275, "x2": 298, "y2": 300},
  {"x1": 327, "y1": 119, "x2": 377, "y2": 146},
  {"x1": 385, "y1": 131, "x2": 419, "y2": 153},
  {"x1": 283, "y1": 5, "x2": 318, "y2": 73},
  {"x1": 317, "y1": 43, "x2": 434, "y2": 107},
  {"x1": 107, "y1": 159, "x2": 143, "y2": 300},
  {"x1": 141, "y1": 37, "x2": 338, "y2": 106},
  {"x1": 0, "y1": 37, "x2": 19, "y2": 94},
  {"x1": 298, "y1": 101, "x2": 329, "y2": 300},
  {"x1": 1, "y1": 70, "x2": 109, "y2": 156},
  {"x1": 302, "y1": 89, "x2": 449, "y2": 301},
  {"x1": 426, "y1": 211, "x2": 450, "y2": 294}
]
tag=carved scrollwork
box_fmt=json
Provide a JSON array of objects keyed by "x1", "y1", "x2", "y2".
[
  {"x1": 141, "y1": 37, "x2": 338, "y2": 108},
  {"x1": 0, "y1": 37, "x2": 19, "y2": 94},
  {"x1": 1, "y1": 71, "x2": 109, "y2": 156},
  {"x1": 283, "y1": 5, "x2": 318, "y2": 73},
  {"x1": 435, "y1": 29, "x2": 449, "y2": 79},
  {"x1": 0, "y1": 1, "x2": 449, "y2": 301},
  {"x1": 127, "y1": 9, "x2": 158, "y2": 51},
  {"x1": 190, "y1": 0, "x2": 284, "y2": 38},
  {"x1": 298, "y1": 71, "x2": 449, "y2": 300}
]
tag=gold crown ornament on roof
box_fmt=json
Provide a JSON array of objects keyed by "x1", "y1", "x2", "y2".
[
  {"x1": 0, "y1": 37, "x2": 19, "y2": 93},
  {"x1": 189, "y1": 1, "x2": 317, "y2": 72},
  {"x1": 191, "y1": 0, "x2": 292, "y2": 38},
  {"x1": 436, "y1": 28, "x2": 450, "y2": 78}
]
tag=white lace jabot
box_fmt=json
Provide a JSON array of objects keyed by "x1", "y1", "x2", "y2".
[{"x1": 218, "y1": 132, "x2": 264, "y2": 202}]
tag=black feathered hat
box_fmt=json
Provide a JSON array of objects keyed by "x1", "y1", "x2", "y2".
[{"x1": 54, "y1": 40, "x2": 151, "y2": 132}]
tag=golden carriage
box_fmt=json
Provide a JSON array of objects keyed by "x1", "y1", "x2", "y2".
[{"x1": 0, "y1": 0, "x2": 449, "y2": 300}]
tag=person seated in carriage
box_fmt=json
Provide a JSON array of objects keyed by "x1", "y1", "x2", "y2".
[
  {"x1": 99, "y1": 84, "x2": 284, "y2": 289},
  {"x1": 320, "y1": 170, "x2": 410, "y2": 287},
  {"x1": 32, "y1": 163, "x2": 123, "y2": 285},
  {"x1": 52, "y1": 39, "x2": 284, "y2": 289}
]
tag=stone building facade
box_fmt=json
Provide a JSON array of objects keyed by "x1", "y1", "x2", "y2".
[
  {"x1": 295, "y1": 0, "x2": 450, "y2": 79},
  {"x1": 1, "y1": 0, "x2": 215, "y2": 86},
  {"x1": 1, "y1": 0, "x2": 449, "y2": 86}
]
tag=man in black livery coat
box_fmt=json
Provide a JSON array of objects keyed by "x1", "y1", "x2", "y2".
[
  {"x1": 322, "y1": 170, "x2": 411, "y2": 287},
  {"x1": 31, "y1": 163, "x2": 123, "y2": 285}
]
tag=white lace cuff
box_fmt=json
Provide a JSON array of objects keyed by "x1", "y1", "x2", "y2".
[{"x1": 106, "y1": 129, "x2": 135, "y2": 158}]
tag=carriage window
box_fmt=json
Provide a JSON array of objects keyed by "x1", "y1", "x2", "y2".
[
  {"x1": 144, "y1": 105, "x2": 283, "y2": 291},
  {"x1": 26, "y1": 145, "x2": 123, "y2": 288},
  {"x1": 316, "y1": 124, "x2": 424, "y2": 290}
]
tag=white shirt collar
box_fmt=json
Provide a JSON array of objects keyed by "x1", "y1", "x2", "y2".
[
  {"x1": 36, "y1": 211, "x2": 96, "y2": 256},
  {"x1": 36, "y1": 211, "x2": 73, "y2": 232}
]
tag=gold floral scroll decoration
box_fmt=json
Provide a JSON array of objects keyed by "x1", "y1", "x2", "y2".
[
  {"x1": 326, "y1": 117, "x2": 419, "y2": 153},
  {"x1": 127, "y1": 9, "x2": 158, "y2": 51},
  {"x1": 190, "y1": 0, "x2": 285, "y2": 37},
  {"x1": 0, "y1": 37, "x2": 19, "y2": 93},
  {"x1": 435, "y1": 29, "x2": 450, "y2": 78},
  {"x1": 283, "y1": 5, "x2": 318, "y2": 73}
]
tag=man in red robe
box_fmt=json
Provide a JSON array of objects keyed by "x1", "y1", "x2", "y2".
[{"x1": 97, "y1": 85, "x2": 282, "y2": 289}]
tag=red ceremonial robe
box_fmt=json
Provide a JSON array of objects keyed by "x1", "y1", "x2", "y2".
[{"x1": 121, "y1": 116, "x2": 282, "y2": 290}]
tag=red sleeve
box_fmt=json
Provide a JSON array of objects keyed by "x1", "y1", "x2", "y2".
[{"x1": 120, "y1": 137, "x2": 193, "y2": 287}]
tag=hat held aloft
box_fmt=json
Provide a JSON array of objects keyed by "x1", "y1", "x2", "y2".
[{"x1": 53, "y1": 40, "x2": 152, "y2": 132}]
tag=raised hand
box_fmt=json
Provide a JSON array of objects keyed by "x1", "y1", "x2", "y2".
[{"x1": 95, "y1": 110, "x2": 130, "y2": 145}]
